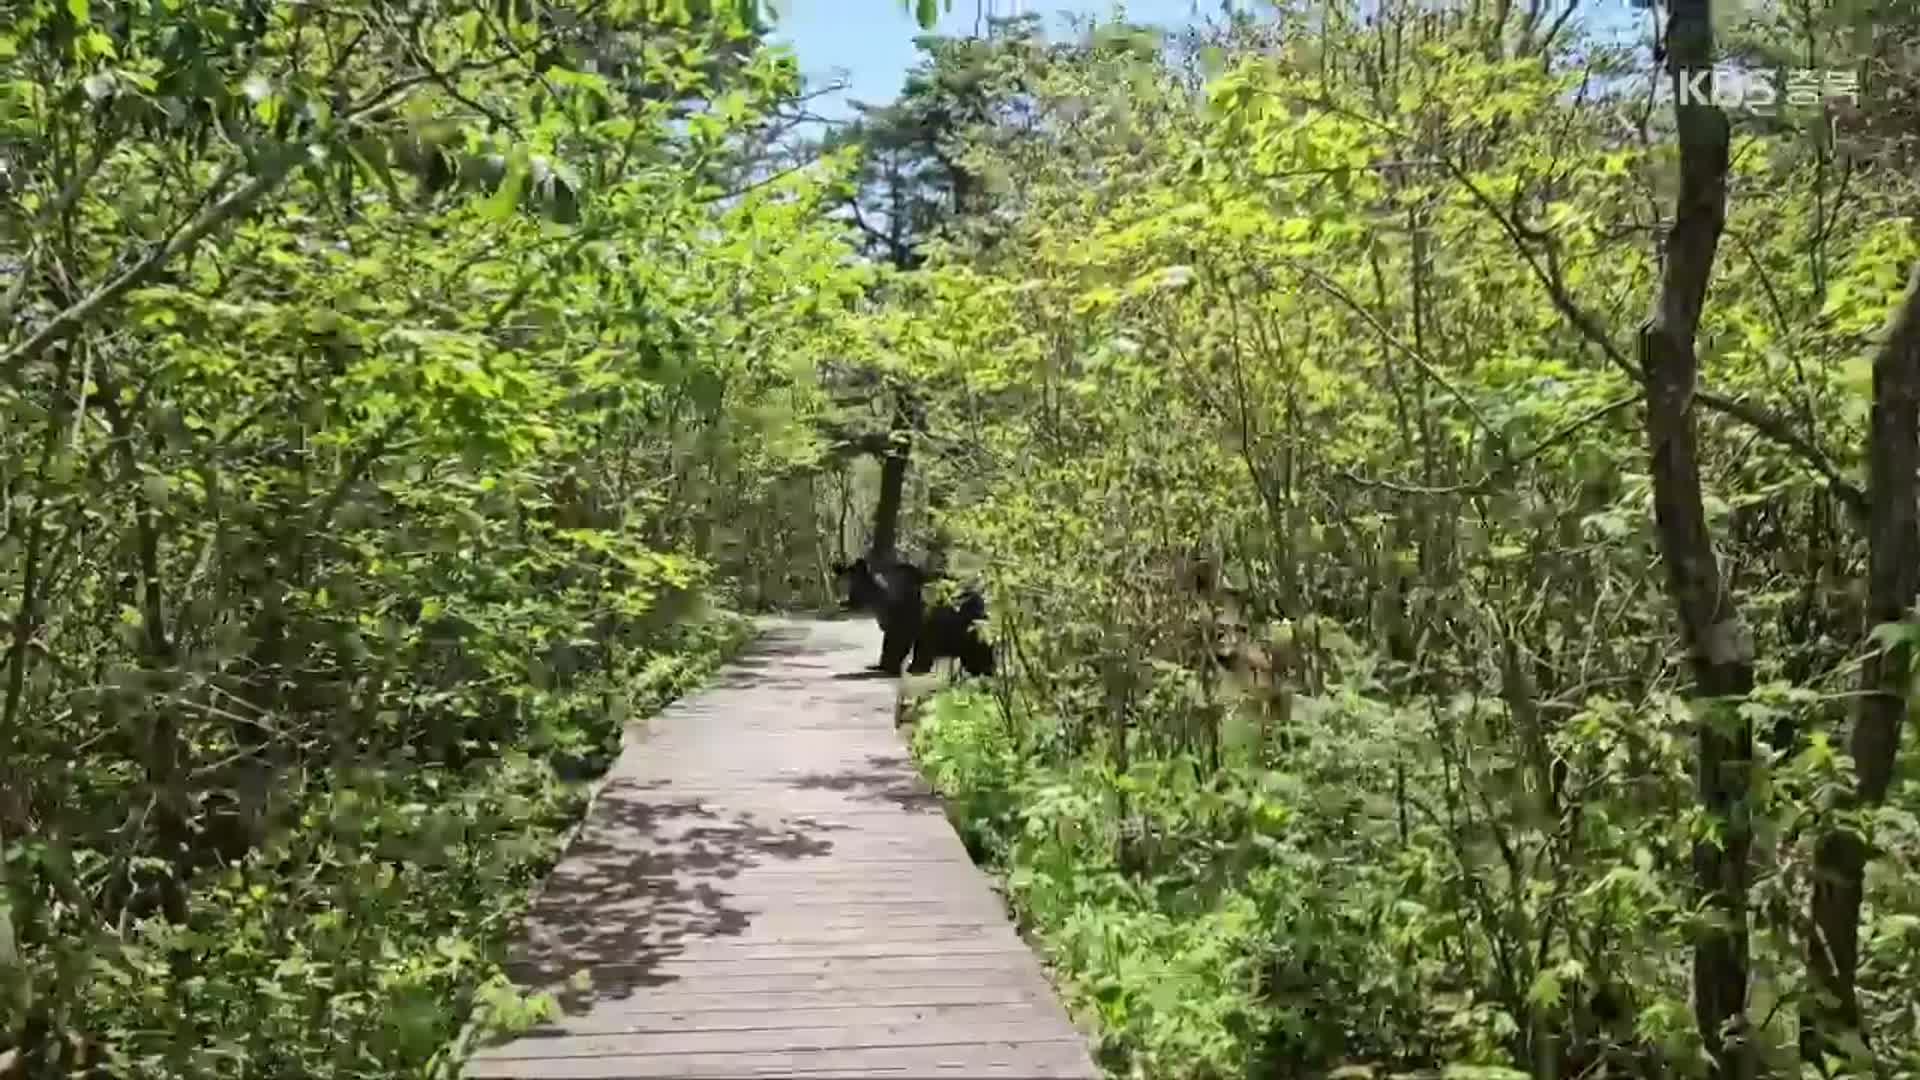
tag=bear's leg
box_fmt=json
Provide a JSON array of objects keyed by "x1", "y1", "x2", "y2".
[
  {"x1": 872, "y1": 602, "x2": 913, "y2": 671},
  {"x1": 877, "y1": 622, "x2": 914, "y2": 675},
  {"x1": 909, "y1": 606, "x2": 962, "y2": 675},
  {"x1": 906, "y1": 633, "x2": 937, "y2": 674},
  {"x1": 961, "y1": 638, "x2": 995, "y2": 677}
]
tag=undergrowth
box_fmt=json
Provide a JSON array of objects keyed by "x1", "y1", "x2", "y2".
[
  {"x1": 911, "y1": 673, "x2": 1920, "y2": 1080},
  {"x1": 908, "y1": 684, "x2": 1584, "y2": 1080},
  {"x1": 8, "y1": 611, "x2": 751, "y2": 1080}
]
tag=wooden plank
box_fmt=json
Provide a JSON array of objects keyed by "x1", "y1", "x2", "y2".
[
  {"x1": 514, "y1": 936, "x2": 1033, "y2": 963},
  {"x1": 513, "y1": 967, "x2": 1062, "y2": 998},
  {"x1": 523, "y1": 1002, "x2": 1061, "y2": 1033},
  {"x1": 469, "y1": 1018, "x2": 1080, "y2": 1058},
  {"x1": 516, "y1": 940, "x2": 1033, "y2": 967},
  {"x1": 559, "y1": 985, "x2": 1059, "y2": 1014},
  {"x1": 512, "y1": 896, "x2": 1005, "y2": 923},
  {"x1": 465, "y1": 1039, "x2": 1097, "y2": 1079},
  {"x1": 562, "y1": 828, "x2": 965, "y2": 849},
  {"x1": 520, "y1": 884, "x2": 1004, "y2": 907},
  {"x1": 510, "y1": 941, "x2": 1052, "y2": 976},
  {"x1": 534, "y1": 896, "x2": 1010, "y2": 917},
  {"x1": 537, "y1": 854, "x2": 980, "y2": 872},
  {"x1": 521, "y1": 920, "x2": 1022, "y2": 949}
]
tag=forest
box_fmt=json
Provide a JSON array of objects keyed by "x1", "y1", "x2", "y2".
[{"x1": 1, "y1": 0, "x2": 1917, "y2": 1076}]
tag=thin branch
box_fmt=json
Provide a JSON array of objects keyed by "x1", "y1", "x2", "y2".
[
  {"x1": 1335, "y1": 390, "x2": 1643, "y2": 495},
  {"x1": 1295, "y1": 91, "x2": 1643, "y2": 379},
  {"x1": 1447, "y1": 158, "x2": 1641, "y2": 380},
  {"x1": 0, "y1": 163, "x2": 276, "y2": 381},
  {"x1": 1518, "y1": 390, "x2": 1644, "y2": 462},
  {"x1": 1537, "y1": 0, "x2": 1582, "y2": 56},
  {"x1": 0, "y1": 115, "x2": 124, "y2": 328},
  {"x1": 1695, "y1": 389, "x2": 1867, "y2": 519},
  {"x1": 1281, "y1": 257, "x2": 1500, "y2": 442},
  {"x1": 698, "y1": 157, "x2": 818, "y2": 204},
  {"x1": 0, "y1": 72, "x2": 442, "y2": 385},
  {"x1": 1333, "y1": 467, "x2": 1485, "y2": 496}
]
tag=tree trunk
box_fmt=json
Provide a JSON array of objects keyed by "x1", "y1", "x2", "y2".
[
  {"x1": 925, "y1": 478, "x2": 951, "y2": 575},
  {"x1": 871, "y1": 431, "x2": 910, "y2": 564},
  {"x1": 1638, "y1": 2, "x2": 1751, "y2": 1074},
  {"x1": 871, "y1": 392, "x2": 921, "y2": 565},
  {"x1": 1804, "y1": 258, "x2": 1920, "y2": 1070},
  {"x1": 1, "y1": 349, "x2": 72, "y2": 835}
]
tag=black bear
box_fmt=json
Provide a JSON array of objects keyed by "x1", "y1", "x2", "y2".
[{"x1": 832, "y1": 556, "x2": 995, "y2": 677}]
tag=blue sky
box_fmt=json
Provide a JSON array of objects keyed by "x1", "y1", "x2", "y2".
[
  {"x1": 768, "y1": 0, "x2": 1220, "y2": 121},
  {"x1": 768, "y1": 2, "x2": 1652, "y2": 124}
]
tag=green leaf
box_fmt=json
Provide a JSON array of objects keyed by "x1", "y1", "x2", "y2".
[
  {"x1": 1866, "y1": 619, "x2": 1918, "y2": 653},
  {"x1": 1526, "y1": 970, "x2": 1564, "y2": 1010},
  {"x1": 479, "y1": 149, "x2": 530, "y2": 222}
]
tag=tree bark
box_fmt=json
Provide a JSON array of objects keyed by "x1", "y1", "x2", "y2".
[
  {"x1": 95, "y1": 361, "x2": 192, "y2": 926},
  {"x1": 870, "y1": 391, "x2": 923, "y2": 565},
  {"x1": 871, "y1": 428, "x2": 910, "y2": 564},
  {"x1": 1804, "y1": 257, "x2": 1920, "y2": 1070},
  {"x1": 1, "y1": 349, "x2": 73, "y2": 834},
  {"x1": 1638, "y1": 1, "x2": 1751, "y2": 1074}
]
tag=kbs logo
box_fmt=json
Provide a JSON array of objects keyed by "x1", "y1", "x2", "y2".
[{"x1": 1669, "y1": 67, "x2": 1861, "y2": 114}]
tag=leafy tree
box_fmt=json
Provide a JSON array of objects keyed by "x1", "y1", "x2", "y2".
[
  {"x1": 0, "y1": 1, "x2": 865, "y2": 1073},
  {"x1": 808, "y1": 22, "x2": 1041, "y2": 568}
]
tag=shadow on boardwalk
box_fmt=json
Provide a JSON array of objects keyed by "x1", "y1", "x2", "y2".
[
  {"x1": 703, "y1": 622, "x2": 822, "y2": 690},
  {"x1": 504, "y1": 620, "x2": 909, "y2": 1012},
  {"x1": 791, "y1": 753, "x2": 943, "y2": 814},
  {"x1": 509, "y1": 795, "x2": 849, "y2": 1011}
]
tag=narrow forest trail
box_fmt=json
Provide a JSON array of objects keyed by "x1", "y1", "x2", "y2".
[{"x1": 464, "y1": 617, "x2": 1100, "y2": 1079}]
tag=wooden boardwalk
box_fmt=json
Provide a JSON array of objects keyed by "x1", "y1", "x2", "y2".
[{"x1": 466, "y1": 617, "x2": 1100, "y2": 1079}]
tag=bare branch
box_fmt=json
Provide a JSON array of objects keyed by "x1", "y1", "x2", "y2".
[
  {"x1": 1694, "y1": 389, "x2": 1866, "y2": 520},
  {"x1": 1281, "y1": 257, "x2": 1501, "y2": 443}
]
